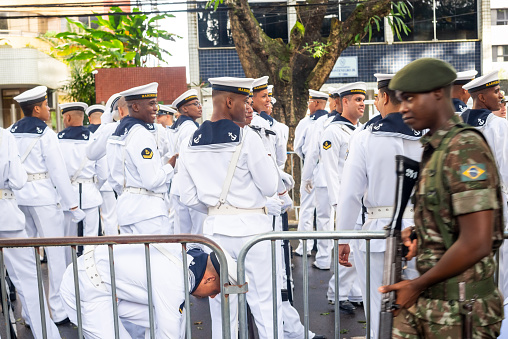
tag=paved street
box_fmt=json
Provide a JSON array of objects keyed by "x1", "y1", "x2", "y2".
[{"x1": 1, "y1": 239, "x2": 368, "y2": 339}]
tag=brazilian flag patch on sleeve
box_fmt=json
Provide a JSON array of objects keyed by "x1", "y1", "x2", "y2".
[
  {"x1": 323, "y1": 140, "x2": 332, "y2": 150},
  {"x1": 141, "y1": 148, "x2": 153, "y2": 159},
  {"x1": 460, "y1": 164, "x2": 487, "y2": 181}
]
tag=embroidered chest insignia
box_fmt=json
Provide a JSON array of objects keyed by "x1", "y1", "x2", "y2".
[
  {"x1": 193, "y1": 134, "x2": 202, "y2": 143},
  {"x1": 373, "y1": 123, "x2": 383, "y2": 130},
  {"x1": 36, "y1": 127, "x2": 43, "y2": 134},
  {"x1": 478, "y1": 118, "x2": 485, "y2": 126},
  {"x1": 228, "y1": 132, "x2": 237, "y2": 141},
  {"x1": 323, "y1": 140, "x2": 332, "y2": 150},
  {"x1": 141, "y1": 148, "x2": 153, "y2": 159}
]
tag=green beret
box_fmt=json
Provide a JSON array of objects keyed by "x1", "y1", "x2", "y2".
[{"x1": 389, "y1": 58, "x2": 457, "y2": 93}]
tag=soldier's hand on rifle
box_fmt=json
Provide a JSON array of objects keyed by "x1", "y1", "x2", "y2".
[
  {"x1": 338, "y1": 244, "x2": 352, "y2": 267},
  {"x1": 402, "y1": 226, "x2": 418, "y2": 260},
  {"x1": 378, "y1": 279, "x2": 424, "y2": 317}
]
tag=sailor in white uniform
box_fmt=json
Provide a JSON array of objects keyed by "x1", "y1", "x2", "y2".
[
  {"x1": 178, "y1": 77, "x2": 283, "y2": 339},
  {"x1": 320, "y1": 83, "x2": 366, "y2": 312},
  {"x1": 336, "y1": 74, "x2": 422, "y2": 339},
  {"x1": 10, "y1": 86, "x2": 85, "y2": 324},
  {"x1": 451, "y1": 70, "x2": 477, "y2": 113},
  {"x1": 58, "y1": 102, "x2": 107, "y2": 241},
  {"x1": 168, "y1": 89, "x2": 206, "y2": 235},
  {"x1": 0, "y1": 127, "x2": 61, "y2": 339},
  {"x1": 60, "y1": 243, "x2": 236, "y2": 339},
  {"x1": 86, "y1": 94, "x2": 127, "y2": 235},
  {"x1": 156, "y1": 104, "x2": 175, "y2": 128},
  {"x1": 106, "y1": 83, "x2": 176, "y2": 235},
  {"x1": 86, "y1": 104, "x2": 104, "y2": 133},
  {"x1": 461, "y1": 71, "x2": 508, "y2": 306}
]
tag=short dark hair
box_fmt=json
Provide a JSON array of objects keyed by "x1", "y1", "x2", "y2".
[
  {"x1": 20, "y1": 102, "x2": 43, "y2": 117},
  {"x1": 379, "y1": 87, "x2": 401, "y2": 105}
]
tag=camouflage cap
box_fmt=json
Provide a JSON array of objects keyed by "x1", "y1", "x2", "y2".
[{"x1": 389, "y1": 58, "x2": 457, "y2": 93}]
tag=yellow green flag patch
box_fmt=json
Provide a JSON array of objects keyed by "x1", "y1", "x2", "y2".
[{"x1": 460, "y1": 164, "x2": 486, "y2": 181}]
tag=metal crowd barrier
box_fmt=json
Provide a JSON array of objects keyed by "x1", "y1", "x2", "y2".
[{"x1": 0, "y1": 235, "x2": 234, "y2": 339}]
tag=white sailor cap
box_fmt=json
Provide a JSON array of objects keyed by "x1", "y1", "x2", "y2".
[
  {"x1": 454, "y1": 70, "x2": 478, "y2": 86},
  {"x1": 106, "y1": 93, "x2": 122, "y2": 113},
  {"x1": 463, "y1": 70, "x2": 499, "y2": 93},
  {"x1": 374, "y1": 74, "x2": 395, "y2": 89},
  {"x1": 86, "y1": 104, "x2": 105, "y2": 116},
  {"x1": 328, "y1": 87, "x2": 339, "y2": 98},
  {"x1": 59, "y1": 102, "x2": 88, "y2": 114},
  {"x1": 14, "y1": 86, "x2": 48, "y2": 107},
  {"x1": 209, "y1": 77, "x2": 254, "y2": 95},
  {"x1": 267, "y1": 85, "x2": 274, "y2": 96},
  {"x1": 252, "y1": 76, "x2": 269, "y2": 92},
  {"x1": 172, "y1": 89, "x2": 199, "y2": 109},
  {"x1": 339, "y1": 82, "x2": 367, "y2": 97},
  {"x1": 309, "y1": 89, "x2": 329, "y2": 100},
  {"x1": 157, "y1": 104, "x2": 176, "y2": 115},
  {"x1": 271, "y1": 97, "x2": 277, "y2": 105},
  {"x1": 209, "y1": 250, "x2": 240, "y2": 286},
  {"x1": 119, "y1": 82, "x2": 158, "y2": 101}
]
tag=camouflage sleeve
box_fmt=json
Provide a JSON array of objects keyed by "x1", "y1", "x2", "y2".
[{"x1": 444, "y1": 130, "x2": 500, "y2": 216}]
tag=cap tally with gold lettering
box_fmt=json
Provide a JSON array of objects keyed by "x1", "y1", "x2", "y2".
[
  {"x1": 328, "y1": 87, "x2": 339, "y2": 98},
  {"x1": 309, "y1": 89, "x2": 329, "y2": 100},
  {"x1": 454, "y1": 70, "x2": 478, "y2": 86},
  {"x1": 172, "y1": 89, "x2": 199, "y2": 109},
  {"x1": 268, "y1": 85, "x2": 274, "y2": 97},
  {"x1": 59, "y1": 102, "x2": 88, "y2": 115},
  {"x1": 119, "y1": 82, "x2": 158, "y2": 101},
  {"x1": 209, "y1": 77, "x2": 255, "y2": 95},
  {"x1": 13, "y1": 86, "x2": 48, "y2": 107},
  {"x1": 463, "y1": 70, "x2": 499, "y2": 93},
  {"x1": 374, "y1": 74, "x2": 395, "y2": 89},
  {"x1": 86, "y1": 104, "x2": 105, "y2": 117},
  {"x1": 339, "y1": 82, "x2": 367, "y2": 97},
  {"x1": 157, "y1": 104, "x2": 177, "y2": 116},
  {"x1": 252, "y1": 76, "x2": 269, "y2": 92}
]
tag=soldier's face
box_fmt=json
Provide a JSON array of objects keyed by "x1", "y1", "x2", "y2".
[
  {"x1": 480, "y1": 85, "x2": 503, "y2": 111},
  {"x1": 34, "y1": 100, "x2": 51, "y2": 121},
  {"x1": 344, "y1": 94, "x2": 365, "y2": 119},
  {"x1": 230, "y1": 94, "x2": 249, "y2": 124},
  {"x1": 245, "y1": 98, "x2": 254, "y2": 125},
  {"x1": 135, "y1": 98, "x2": 158, "y2": 123},
  {"x1": 398, "y1": 91, "x2": 437, "y2": 131},
  {"x1": 181, "y1": 99, "x2": 202, "y2": 120},
  {"x1": 252, "y1": 89, "x2": 270, "y2": 113}
]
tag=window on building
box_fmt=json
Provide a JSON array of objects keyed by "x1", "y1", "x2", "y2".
[
  {"x1": 0, "y1": 13, "x2": 8, "y2": 31},
  {"x1": 400, "y1": 0, "x2": 477, "y2": 41},
  {"x1": 496, "y1": 9, "x2": 508, "y2": 25},
  {"x1": 198, "y1": 2, "x2": 288, "y2": 48},
  {"x1": 492, "y1": 45, "x2": 508, "y2": 62}
]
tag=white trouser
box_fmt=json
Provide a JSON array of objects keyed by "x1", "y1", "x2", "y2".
[
  {"x1": 19, "y1": 204, "x2": 68, "y2": 322},
  {"x1": 166, "y1": 193, "x2": 175, "y2": 234},
  {"x1": 100, "y1": 191, "x2": 118, "y2": 235},
  {"x1": 327, "y1": 241, "x2": 363, "y2": 302},
  {"x1": 120, "y1": 216, "x2": 170, "y2": 235},
  {"x1": 499, "y1": 241, "x2": 508, "y2": 300},
  {"x1": 208, "y1": 233, "x2": 283, "y2": 339},
  {"x1": 0, "y1": 229, "x2": 61, "y2": 339},
  {"x1": 64, "y1": 207, "x2": 100, "y2": 237},
  {"x1": 60, "y1": 263, "x2": 131, "y2": 339},
  {"x1": 295, "y1": 183, "x2": 315, "y2": 255},
  {"x1": 352, "y1": 240, "x2": 418, "y2": 339},
  {"x1": 312, "y1": 187, "x2": 333, "y2": 268},
  {"x1": 173, "y1": 195, "x2": 206, "y2": 235}
]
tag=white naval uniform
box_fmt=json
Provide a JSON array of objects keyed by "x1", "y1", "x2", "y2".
[
  {"x1": 0, "y1": 128, "x2": 61, "y2": 339},
  {"x1": 10, "y1": 116, "x2": 77, "y2": 322},
  {"x1": 106, "y1": 116, "x2": 173, "y2": 234},
  {"x1": 460, "y1": 109, "x2": 508, "y2": 301},
  {"x1": 295, "y1": 110, "x2": 332, "y2": 260},
  {"x1": 60, "y1": 243, "x2": 192, "y2": 339},
  {"x1": 167, "y1": 115, "x2": 206, "y2": 235},
  {"x1": 58, "y1": 126, "x2": 106, "y2": 242},
  {"x1": 178, "y1": 119, "x2": 283, "y2": 339},
  {"x1": 253, "y1": 111, "x2": 287, "y2": 168},
  {"x1": 320, "y1": 114, "x2": 363, "y2": 302},
  {"x1": 336, "y1": 112, "x2": 422, "y2": 339},
  {"x1": 87, "y1": 122, "x2": 119, "y2": 235}
]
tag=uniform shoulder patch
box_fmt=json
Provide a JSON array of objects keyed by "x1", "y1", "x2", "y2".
[
  {"x1": 460, "y1": 164, "x2": 486, "y2": 181},
  {"x1": 323, "y1": 140, "x2": 332, "y2": 150},
  {"x1": 141, "y1": 148, "x2": 153, "y2": 159},
  {"x1": 179, "y1": 301, "x2": 185, "y2": 314}
]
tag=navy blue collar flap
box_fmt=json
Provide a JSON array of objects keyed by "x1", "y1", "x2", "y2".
[
  {"x1": 332, "y1": 114, "x2": 356, "y2": 130},
  {"x1": 452, "y1": 98, "x2": 468, "y2": 113},
  {"x1": 460, "y1": 109, "x2": 491, "y2": 127},
  {"x1": 113, "y1": 116, "x2": 155, "y2": 137},
  {"x1": 328, "y1": 110, "x2": 338, "y2": 118},
  {"x1": 259, "y1": 111, "x2": 275, "y2": 127},
  {"x1": 310, "y1": 110, "x2": 328, "y2": 120},
  {"x1": 58, "y1": 126, "x2": 91, "y2": 140},
  {"x1": 10, "y1": 117, "x2": 48, "y2": 135},
  {"x1": 364, "y1": 114, "x2": 382, "y2": 129},
  {"x1": 190, "y1": 120, "x2": 241, "y2": 147},
  {"x1": 87, "y1": 124, "x2": 100, "y2": 133},
  {"x1": 170, "y1": 115, "x2": 198, "y2": 130},
  {"x1": 371, "y1": 112, "x2": 422, "y2": 139}
]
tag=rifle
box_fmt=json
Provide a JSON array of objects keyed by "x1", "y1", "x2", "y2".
[
  {"x1": 77, "y1": 183, "x2": 84, "y2": 256},
  {"x1": 281, "y1": 211, "x2": 293, "y2": 305},
  {"x1": 379, "y1": 155, "x2": 420, "y2": 339}
]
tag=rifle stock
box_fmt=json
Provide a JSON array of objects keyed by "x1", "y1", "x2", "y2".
[{"x1": 379, "y1": 155, "x2": 420, "y2": 339}]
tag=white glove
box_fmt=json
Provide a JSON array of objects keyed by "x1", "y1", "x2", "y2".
[
  {"x1": 280, "y1": 171, "x2": 295, "y2": 191},
  {"x1": 70, "y1": 208, "x2": 86, "y2": 223},
  {"x1": 265, "y1": 197, "x2": 283, "y2": 216},
  {"x1": 279, "y1": 192, "x2": 293, "y2": 213},
  {"x1": 303, "y1": 180, "x2": 313, "y2": 194}
]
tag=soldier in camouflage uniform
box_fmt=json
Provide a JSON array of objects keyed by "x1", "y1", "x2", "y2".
[{"x1": 379, "y1": 58, "x2": 504, "y2": 338}]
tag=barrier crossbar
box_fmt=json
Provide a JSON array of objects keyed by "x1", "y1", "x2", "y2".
[{"x1": 0, "y1": 234, "x2": 234, "y2": 339}]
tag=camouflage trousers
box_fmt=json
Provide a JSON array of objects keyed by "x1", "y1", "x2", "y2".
[{"x1": 392, "y1": 305, "x2": 502, "y2": 338}]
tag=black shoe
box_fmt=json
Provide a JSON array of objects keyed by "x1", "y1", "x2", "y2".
[
  {"x1": 352, "y1": 301, "x2": 363, "y2": 307},
  {"x1": 313, "y1": 335, "x2": 327, "y2": 339},
  {"x1": 293, "y1": 250, "x2": 311, "y2": 257},
  {"x1": 339, "y1": 300, "x2": 356, "y2": 314},
  {"x1": 55, "y1": 317, "x2": 70, "y2": 326}
]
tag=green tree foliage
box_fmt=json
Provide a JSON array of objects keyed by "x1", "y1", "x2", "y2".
[{"x1": 60, "y1": 65, "x2": 96, "y2": 103}]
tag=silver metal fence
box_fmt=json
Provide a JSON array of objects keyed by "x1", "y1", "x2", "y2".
[{"x1": 0, "y1": 234, "x2": 234, "y2": 339}]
